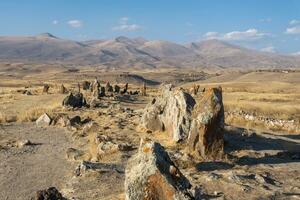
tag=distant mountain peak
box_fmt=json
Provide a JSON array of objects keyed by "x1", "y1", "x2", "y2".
[
  {"x1": 36, "y1": 33, "x2": 57, "y2": 39},
  {"x1": 115, "y1": 36, "x2": 131, "y2": 43}
]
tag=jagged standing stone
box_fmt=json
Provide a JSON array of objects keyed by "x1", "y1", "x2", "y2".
[
  {"x1": 188, "y1": 87, "x2": 224, "y2": 159},
  {"x1": 125, "y1": 138, "x2": 193, "y2": 200},
  {"x1": 141, "y1": 84, "x2": 196, "y2": 142},
  {"x1": 59, "y1": 84, "x2": 67, "y2": 94}
]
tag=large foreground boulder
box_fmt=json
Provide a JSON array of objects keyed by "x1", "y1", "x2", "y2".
[
  {"x1": 141, "y1": 84, "x2": 196, "y2": 142},
  {"x1": 188, "y1": 87, "x2": 224, "y2": 159},
  {"x1": 125, "y1": 138, "x2": 193, "y2": 200},
  {"x1": 62, "y1": 92, "x2": 87, "y2": 108}
]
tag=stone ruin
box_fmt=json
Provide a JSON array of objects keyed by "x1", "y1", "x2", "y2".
[
  {"x1": 114, "y1": 84, "x2": 121, "y2": 93},
  {"x1": 141, "y1": 84, "x2": 224, "y2": 159},
  {"x1": 125, "y1": 138, "x2": 193, "y2": 200}
]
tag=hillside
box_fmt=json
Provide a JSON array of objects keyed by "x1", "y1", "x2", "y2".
[{"x1": 0, "y1": 33, "x2": 300, "y2": 70}]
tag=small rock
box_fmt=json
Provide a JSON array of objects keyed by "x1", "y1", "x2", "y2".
[
  {"x1": 17, "y1": 139, "x2": 32, "y2": 148},
  {"x1": 36, "y1": 113, "x2": 52, "y2": 127}
]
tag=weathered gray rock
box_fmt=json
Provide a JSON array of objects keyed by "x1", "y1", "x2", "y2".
[
  {"x1": 141, "y1": 84, "x2": 195, "y2": 142},
  {"x1": 125, "y1": 138, "x2": 193, "y2": 200},
  {"x1": 188, "y1": 87, "x2": 224, "y2": 159},
  {"x1": 36, "y1": 113, "x2": 52, "y2": 127}
]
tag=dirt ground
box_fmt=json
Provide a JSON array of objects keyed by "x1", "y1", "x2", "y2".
[{"x1": 0, "y1": 123, "x2": 74, "y2": 200}]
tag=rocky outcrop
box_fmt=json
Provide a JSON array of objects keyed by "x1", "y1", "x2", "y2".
[
  {"x1": 141, "y1": 84, "x2": 196, "y2": 142},
  {"x1": 62, "y1": 92, "x2": 87, "y2": 108},
  {"x1": 188, "y1": 87, "x2": 224, "y2": 159},
  {"x1": 125, "y1": 138, "x2": 193, "y2": 200}
]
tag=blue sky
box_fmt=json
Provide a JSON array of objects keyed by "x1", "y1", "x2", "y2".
[{"x1": 0, "y1": 0, "x2": 300, "y2": 54}]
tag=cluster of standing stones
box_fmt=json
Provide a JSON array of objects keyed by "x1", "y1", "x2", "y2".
[
  {"x1": 36, "y1": 80, "x2": 225, "y2": 200},
  {"x1": 61, "y1": 79, "x2": 147, "y2": 108}
]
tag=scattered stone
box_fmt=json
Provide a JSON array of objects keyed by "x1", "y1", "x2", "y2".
[
  {"x1": 188, "y1": 87, "x2": 224, "y2": 159},
  {"x1": 24, "y1": 90, "x2": 32, "y2": 95},
  {"x1": 43, "y1": 84, "x2": 50, "y2": 93},
  {"x1": 36, "y1": 113, "x2": 52, "y2": 127},
  {"x1": 17, "y1": 139, "x2": 32, "y2": 148},
  {"x1": 66, "y1": 148, "x2": 84, "y2": 161},
  {"x1": 62, "y1": 92, "x2": 87, "y2": 108},
  {"x1": 125, "y1": 138, "x2": 193, "y2": 200},
  {"x1": 55, "y1": 115, "x2": 71, "y2": 127},
  {"x1": 33, "y1": 187, "x2": 64, "y2": 200}
]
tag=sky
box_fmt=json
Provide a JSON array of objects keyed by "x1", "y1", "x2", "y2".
[{"x1": 0, "y1": 0, "x2": 300, "y2": 54}]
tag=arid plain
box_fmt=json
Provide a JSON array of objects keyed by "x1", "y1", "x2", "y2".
[{"x1": 0, "y1": 63, "x2": 299, "y2": 199}]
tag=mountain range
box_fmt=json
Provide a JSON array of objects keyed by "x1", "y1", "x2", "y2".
[{"x1": 0, "y1": 33, "x2": 299, "y2": 70}]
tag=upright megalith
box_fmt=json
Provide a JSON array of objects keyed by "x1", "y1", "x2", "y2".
[
  {"x1": 141, "y1": 82, "x2": 147, "y2": 96},
  {"x1": 141, "y1": 84, "x2": 196, "y2": 142},
  {"x1": 188, "y1": 87, "x2": 224, "y2": 159},
  {"x1": 62, "y1": 92, "x2": 87, "y2": 108},
  {"x1": 125, "y1": 138, "x2": 193, "y2": 200},
  {"x1": 59, "y1": 84, "x2": 67, "y2": 94}
]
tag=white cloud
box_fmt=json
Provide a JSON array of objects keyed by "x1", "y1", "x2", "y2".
[
  {"x1": 286, "y1": 26, "x2": 300, "y2": 34},
  {"x1": 68, "y1": 20, "x2": 83, "y2": 28},
  {"x1": 260, "y1": 18, "x2": 272, "y2": 23},
  {"x1": 291, "y1": 51, "x2": 300, "y2": 56},
  {"x1": 289, "y1": 19, "x2": 300, "y2": 25},
  {"x1": 261, "y1": 46, "x2": 276, "y2": 53},
  {"x1": 203, "y1": 29, "x2": 269, "y2": 41},
  {"x1": 112, "y1": 17, "x2": 142, "y2": 32},
  {"x1": 52, "y1": 20, "x2": 58, "y2": 25}
]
